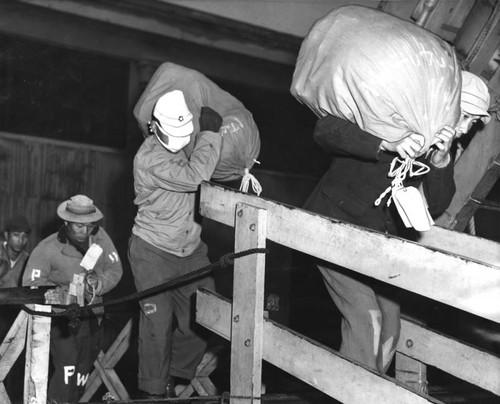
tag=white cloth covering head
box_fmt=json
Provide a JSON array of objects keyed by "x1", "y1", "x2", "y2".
[{"x1": 461, "y1": 71, "x2": 490, "y2": 124}]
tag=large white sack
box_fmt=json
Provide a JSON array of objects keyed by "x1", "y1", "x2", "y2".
[
  {"x1": 134, "y1": 62, "x2": 261, "y2": 182},
  {"x1": 291, "y1": 5, "x2": 461, "y2": 151}
]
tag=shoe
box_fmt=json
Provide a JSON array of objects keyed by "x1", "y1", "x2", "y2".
[{"x1": 165, "y1": 375, "x2": 177, "y2": 398}]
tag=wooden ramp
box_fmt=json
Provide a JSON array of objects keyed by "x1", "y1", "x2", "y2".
[
  {"x1": 197, "y1": 181, "x2": 500, "y2": 404},
  {"x1": 435, "y1": 118, "x2": 500, "y2": 231}
]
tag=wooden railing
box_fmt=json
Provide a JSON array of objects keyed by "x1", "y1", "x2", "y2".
[{"x1": 196, "y1": 181, "x2": 500, "y2": 404}]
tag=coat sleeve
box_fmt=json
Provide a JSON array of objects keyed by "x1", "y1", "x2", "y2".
[
  {"x1": 147, "y1": 131, "x2": 222, "y2": 192},
  {"x1": 313, "y1": 115, "x2": 383, "y2": 160},
  {"x1": 93, "y1": 229, "x2": 123, "y2": 296},
  {"x1": 22, "y1": 244, "x2": 55, "y2": 287},
  {"x1": 421, "y1": 160, "x2": 456, "y2": 217}
]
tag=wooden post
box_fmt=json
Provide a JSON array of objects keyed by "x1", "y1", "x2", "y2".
[
  {"x1": 24, "y1": 304, "x2": 51, "y2": 404},
  {"x1": 230, "y1": 203, "x2": 267, "y2": 403},
  {"x1": 395, "y1": 352, "x2": 428, "y2": 395},
  {"x1": 0, "y1": 311, "x2": 28, "y2": 404}
]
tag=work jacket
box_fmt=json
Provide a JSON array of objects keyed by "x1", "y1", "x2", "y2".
[
  {"x1": 304, "y1": 115, "x2": 456, "y2": 235},
  {"x1": 22, "y1": 227, "x2": 122, "y2": 313},
  {"x1": 0, "y1": 241, "x2": 29, "y2": 288},
  {"x1": 132, "y1": 131, "x2": 222, "y2": 257}
]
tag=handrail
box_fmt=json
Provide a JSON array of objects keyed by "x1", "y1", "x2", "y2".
[{"x1": 197, "y1": 181, "x2": 500, "y2": 403}]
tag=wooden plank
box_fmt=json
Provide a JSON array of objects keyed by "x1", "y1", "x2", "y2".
[
  {"x1": 230, "y1": 203, "x2": 267, "y2": 403},
  {"x1": 418, "y1": 226, "x2": 500, "y2": 267},
  {"x1": 93, "y1": 358, "x2": 127, "y2": 400},
  {"x1": 0, "y1": 311, "x2": 28, "y2": 380},
  {"x1": 436, "y1": 121, "x2": 500, "y2": 230},
  {"x1": 197, "y1": 376, "x2": 217, "y2": 396},
  {"x1": 395, "y1": 352, "x2": 428, "y2": 395},
  {"x1": 197, "y1": 289, "x2": 441, "y2": 404},
  {"x1": 398, "y1": 317, "x2": 500, "y2": 395},
  {"x1": 24, "y1": 305, "x2": 51, "y2": 404},
  {"x1": 81, "y1": 319, "x2": 132, "y2": 401},
  {"x1": 0, "y1": 383, "x2": 9, "y2": 404},
  {"x1": 200, "y1": 182, "x2": 500, "y2": 323}
]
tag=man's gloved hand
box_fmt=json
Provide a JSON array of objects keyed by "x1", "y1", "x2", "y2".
[
  {"x1": 85, "y1": 270, "x2": 99, "y2": 288},
  {"x1": 199, "y1": 106, "x2": 223, "y2": 133}
]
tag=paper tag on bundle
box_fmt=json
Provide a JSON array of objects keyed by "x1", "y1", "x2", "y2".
[
  {"x1": 392, "y1": 186, "x2": 433, "y2": 232},
  {"x1": 80, "y1": 243, "x2": 103, "y2": 271}
]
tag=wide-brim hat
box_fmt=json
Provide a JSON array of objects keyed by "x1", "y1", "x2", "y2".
[{"x1": 57, "y1": 195, "x2": 103, "y2": 223}]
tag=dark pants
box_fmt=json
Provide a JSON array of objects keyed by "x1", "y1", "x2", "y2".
[
  {"x1": 48, "y1": 313, "x2": 102, "y2": 403},
  {"x1": 128, "y1": 235, "x2": 215, "y2": 395}
]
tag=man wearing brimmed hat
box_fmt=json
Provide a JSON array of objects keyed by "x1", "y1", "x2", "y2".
[
  {"x1": 129, "y1": 89, "x2": 224, "y2": 399},
  {"x1": 23, "y1": 194, "x2": 123, "y2": 403},
  {"x1": 0, "y1": 214, "x2": 31, "y2": 287},
  {"x1": 303, "y1": 70, "x2": 491, "y2": 375}
]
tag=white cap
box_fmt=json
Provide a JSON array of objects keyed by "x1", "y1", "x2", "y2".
[
  {"x1": 461, "y1": 71, "x2": 491, "y2": 124},
  {"x1": 153, "y1": 90, "x2": 194, "y2": 137}
]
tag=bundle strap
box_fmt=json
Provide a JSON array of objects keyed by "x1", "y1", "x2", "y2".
[
  {"x1": 374, "y1": 157, "x2": 429, "y2": 207},
  {"x1": 239, "y1": 160, "x2": 262, "y2": 196}
]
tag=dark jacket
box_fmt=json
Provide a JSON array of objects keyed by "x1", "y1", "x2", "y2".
[{"x1": 303, "y1": 115, "x2": 456, "y2": 235}]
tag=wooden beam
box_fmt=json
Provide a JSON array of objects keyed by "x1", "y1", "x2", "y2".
[
  {"x1": 197, "y1": 289, "x2": 442, "y2": 404},
  {"x1": 24, "y1": 305, "x2": 51, "y2": 404},
  {"x1": 0, "y1": 1, "x2": 295, "y2": 91},
  {"x1": 436, "y1": 121, "x2": 500, "y2": 230},
  {"x1": 398, "y1": 317, "x2": 500, "y2": 395},
  {"x1": 396, "y1": 352, "x2": 428, "y2": 395},
  {"x1": 200, "y1": 182, "x2": 500, "y2": 323},
  {"x1": 18, "y1": 0, "x2": 300, "y2": 64},
  {"x1": 0, "y1": 311, "x2": 28, "y2": 380},
  {"x1": 417, "y1": 226, "x2": 500, "y2": 267},
  {"x1": 81, "y1": 318, "x2": 132, "y2": 401},
  {"x1": 230, "y1": 203, "x2": 267, "y2": 403}
]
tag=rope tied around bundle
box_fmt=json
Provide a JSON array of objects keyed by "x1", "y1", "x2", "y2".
[
  {"x1": 21, "y1": 247, "x2": 269, "y2": 329},
  {"x1": 374, "y1": 157, "x2": 430, "y2": 207}
]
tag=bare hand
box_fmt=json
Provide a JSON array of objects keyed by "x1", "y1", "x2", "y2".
[
  {"x1": 85, "y1": 270, "x2": 99, "y2": 288},
  {"x1": 429, "y1": 125, "x2": 455, "y2": 167},
  {"x1": 380, "y1": 133, "x2": 425, "y2": 159}
]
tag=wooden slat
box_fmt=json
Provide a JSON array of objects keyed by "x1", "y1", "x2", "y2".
[
  {"x1": 418, "y1": 226, "x2": 500, "y2": 267},
  {"x1": 0, "y1": 311, "x2": 28, "y2": 380},
  {"x1": 197, "y1": 289, "x2": 442, "y2": 404},
  {"x1": 81, "y1": 319, "x2": 132, "y2": 401},
  {"x1": 230, "y1": 203, "x2": 267, "y2": 403},
  {"x1": 398, "y1": 317, "x2": 500, "y2": 395},
  {"x1": 436, "y1": 121, "x2": 500, "y2": 230},
  {"x1": 396, "y1": 353, "x2": 428, "y2": 395},
  {"x1": 200, "y1": 182, "x2": 500, "y2": 323},
  {"x1": 24, "y1": 305, "x2": 51, "y2": 404}
]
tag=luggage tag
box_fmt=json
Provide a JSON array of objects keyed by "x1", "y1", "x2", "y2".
[
  {"x1": 392, "y1": 186, "x2": 433, "y2": 231},
  {"x1": 80, "y1": 243, "x2": 103, "y2": 271},
  {"x1": 391, "y1": 183, "x2": 412, "y2": 228}
]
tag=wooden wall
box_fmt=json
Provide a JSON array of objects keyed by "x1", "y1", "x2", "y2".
[{"x1": 0, "y1": 131, "x2": 135, "y2": 254}]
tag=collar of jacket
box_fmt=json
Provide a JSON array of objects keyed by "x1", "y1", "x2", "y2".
[{"x1": 57, "y1": 225, "x2": 95, "y2": 256}]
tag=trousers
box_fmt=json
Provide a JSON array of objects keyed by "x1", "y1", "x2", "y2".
[
  {"x1": 128, "y1": 234, "x2": 215, "y2": 394},
  {"x1": 318, "y1": 263, "x2": 400, "y2": 374},
  {"x1": 48, "y1": 314, "x2": 101, "y2": 402}
]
